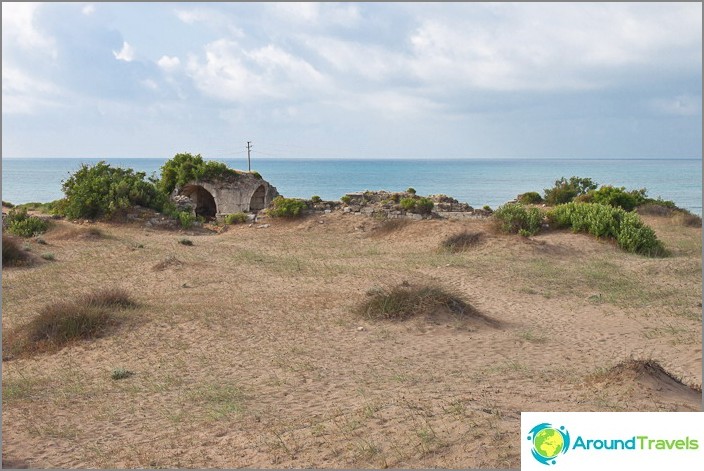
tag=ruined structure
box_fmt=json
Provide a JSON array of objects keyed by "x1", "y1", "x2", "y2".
[{"x1": 172, "y1": 173, "x2": 279, "y2": 219}]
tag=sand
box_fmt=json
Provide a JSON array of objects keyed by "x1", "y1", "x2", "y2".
[{"x1": 1, "y1": 210, "x2": 701, "y2": 468}]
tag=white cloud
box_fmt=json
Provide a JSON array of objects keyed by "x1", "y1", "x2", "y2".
[
  {"x1": 1, "y1": 2, "x2": 57, "y2": 58},
  {"x1": 157, "y1": 55, "x2": 181, "y2": 71},
  {"x1": 649, "y1": 95, "x2": 702, "y2": 117},
  {"x1": 113, "y1": 41, "x2": 135, "y2": 62},
  {"x1": 141, "y1": 79, "x2": 159, "y2": 91},
  {"x1": 1, "y1": 64, "x2": 64, "y2": 114},
  {"x1": 187, "y1": 39, "x2": 328, "y2": 103},
  {"x1": 82, "y1": 4, "x2": 95, "y2": 16}
]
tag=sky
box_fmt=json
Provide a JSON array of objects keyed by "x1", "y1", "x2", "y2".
[{"x1": 1, "y1": 2, "x2": 702, "y2": 160}]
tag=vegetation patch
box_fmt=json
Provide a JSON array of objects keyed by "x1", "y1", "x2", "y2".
[
  {"x1": 493, "y1": 203, "x2": 543, "y2": 237},
  {"x1": 5, "y1": 207, "x2": 49, "y2": 237},
  {"x1": 267, "y1": 196, "x2": 307, "y2": 218},
  {"x1": 2, "y1": 289, "x2": 136, "y2": 359},
  {"x1": 517, "y1": 192, "x2": 543, "y2": 204},
  {"x1": 152, "y1": 255, "x2": 184, "y2": 271},
  {"x1": 224, "y1": 212, "x2": 248, "y2": 225},
  {"x1": 179, "y1": 238, "x2": 194, "y2": 246},
  {"x1": 544, "y1": 176, "x2": 597, "y2": 205},
  {"x1": 111, "y1": 368, "x2": 135, "y2": 380},
  {"x1": 358, "y1": 283, "x2": 491, "y2": 324},
  {"x1": 399, "y1": 197, "x2": 434, "y2": 215},
  {"x1": 587, "y1": 359, "x2": 702, "y2": 393},
  {"x1": 549, "y1": 202, "x2": 666, "y2": 256},
  {"x1": 441, "y1": 231, "x2": 484, "y2": 252},
  {"x1": 159, "y1": 153, "x2": 239, "y2": 194}
]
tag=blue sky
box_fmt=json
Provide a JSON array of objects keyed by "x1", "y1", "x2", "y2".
[{"x1": 2, "y1": 2, "x2": 702, "y2": 159}]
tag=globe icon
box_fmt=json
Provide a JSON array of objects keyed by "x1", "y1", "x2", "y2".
[{"x1": 533, "y1": 428, "x2": 564, "y2": 459}]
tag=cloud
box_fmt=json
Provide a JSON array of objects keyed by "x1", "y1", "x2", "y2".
[
  {"x1": 82, "y1": 4, "x2": 95, "y2": 16},
  {"x1": 157, "y1": 55, "x2": 181, "y2": 72},
  {"x1": 1, "y1": 2, "x2": 57, "y2": 58},
  {"x1": 649, "y1": 95, "x2": 702, "y2": 117},
  {"x1": 113, "y1": 41, "x2": 135, "y2": 62},
  {"x1": 186, "y1": 39, "x2": 328, "y2": 103},
  {"x1": 2, "y1": 65, "x2": 64, "y2": 114}
]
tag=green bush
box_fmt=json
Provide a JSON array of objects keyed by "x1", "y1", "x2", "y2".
[
  {"x1": 224, "y1": 212, "x2": 248, "y2": 225},
  {"x1": 493, "y1": 203, "x2": 543, "y2": 236},
  {"x1": 517, "y1": 192, "x2": 543, "y2": 204},
  {"x1": 310, "y1": 195, "x2": 322, "y2": 204},
  {"x1": 415, "y1": 197, "x2": 434, "y2": 215},
  {"x1": 2, "y1": 201, "x2": 14, "y2": 208},
  {"x1": 400, "y1": 197, "x2": 416, "y2": 211},
  {"x1": 159, "y1": 153, "x2": 238, "y2": 194},
  {"x1": 250, "y1": 171, "x2": 262, "y2": 180},
  {"x1": 178, "y1": 238, "x2": 193, "y2": 246},
  {"x1": 589, "y1": 185, "x2": 646, "y2": 212},
  {"x1": 544, "y1": 176, "x2": 598, "y2": 205},
  {"x1": 406, "y1": 187, "x2": 417, "y2": 195},
  {"x1": 340, "y1": 195, "x2": 352, "y2": 204},
  {"x1": 5, "y1": 208, "x2": 49, "y2": 237},
  {"x1": 61, "y1": 162, "x2": 165, "y2": 220},
  {"x1": 268, "y1": 196, "x2": 307, "y2": 218},
  {"x1": 549, "y1": 202, "x2": 665, "y2": 256},
  {"x1": 177, "y1": 211, "x2": 194, "y2": 229}
]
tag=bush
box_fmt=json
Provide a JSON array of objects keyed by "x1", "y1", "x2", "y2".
[
  {"x1": 589, "y1": 185, "x2": 646, "y2": 212},
  {"x1": 493, "y1": 203, "x2": 543, "y2": 236},
  {"x1": 159, "y1": 153, "x2": 238, "y2": 194},
  {"x1": 5, "y1": 208, "x2": 49, "y2": 237},
  {"x1": 399, "y1": 197, "x2": 434, "y2": 215},
  {"x1": 310, "y1": 195, "x2": 322, "y2": 204},
  {"x1": 2, "y1": 201, "x2": 14, "y2": 208},
  {"x1": 250, "y1": 171, "x2": 262, "y2": 180},
  {"x1": 406, "y1": 187, "x2": 417, "y2": 195},
  {"x1": 517, "y1": 192, "x2": 543, "y2": 204},
  {"x1": 61, "y1": 162, "x2": 166, "y2": 220},
  {"x1": 268, "y1": 196, "x2": 307, "y2": 218},
  {"x1": 544, "y1": 176, "x2": 598, "y2": 205},
  {"x1": 2, "y1": 234, "x2": 30, "y2": 266},
  {"x1": 111, "y1": 368, "x2": 135, "y2": 380},
  {"x1": 224, "y1": 212, "x2": 248, "y2": 225},
  {"x1": 179, "y1": 238, "x2": 193, "y2": 246},
  {"x1": 177, "y1": 211, "x2": 194, "y2": 229},
  {"x1": 549, "y1": 202, "x2": 665, "y2": 256},
  {"x1": 340, "y1": 195, "x2": 352, "y2": 204}
]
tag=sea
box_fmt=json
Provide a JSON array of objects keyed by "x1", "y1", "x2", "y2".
[{"x1": 1, "y1": 158, "x2": 702, "y2": 215}]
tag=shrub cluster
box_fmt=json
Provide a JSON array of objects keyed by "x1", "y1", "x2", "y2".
[
  {"x1": 159, "y1": 153, "x2": 238, "y2": 194},
  {"x1": 5, "y1": 208, "x2": 49, "y2": 237},
  {"x1": 399, "y1": 197, "x2": 434, "y2": 215},
  {"x1": 267, "y1": 196, "x2": 307, "y2": 218},
  {"x1": 517, "y1": 192, "x2": 543, "y2": 204},
  {"x1": 584, "y1": 185, "x2": 647, "y2": 212},
  {"x1": 493, "y1": 203, "x2": 543, "y2": 237},
  {"x1": 61, "y1": 162, "x2": 165, "y2": 220},
  {"x1": 224, "y1": 212, "x2": 248, "y2": 224},
  {"x1": 543, "y1": 176, "x2": 597, "y2": 205},
  {"x1": 549, "y1": 202, "x2": 665, "y2": 256},
  {"x1": 359, "y1": 284, "x2": 471, "y2": 321}
]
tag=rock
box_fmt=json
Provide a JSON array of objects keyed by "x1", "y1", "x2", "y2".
[
  {"x1": 257, "y1": 224, "x2": 270, "y2": 229},
  {"x1": 343, "y1": 207, "x2": 352, "y2": 213},
  {"x1": 357, "y1": 326, "x2": 365, "y2": 331},
  {"x1": 319, "y1": 220, "x2": 325, "y2": 224},
  {"x1": 324, "y1": 209, "x2": 332, "y2": 214}
]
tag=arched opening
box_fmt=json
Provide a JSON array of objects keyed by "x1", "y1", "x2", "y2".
[
  {"x1": 181, "y1": 185, "x2": 217, "y2": 219},
  {"x1": 250, "y1": 185, "x2": 267, "y2": 211}
]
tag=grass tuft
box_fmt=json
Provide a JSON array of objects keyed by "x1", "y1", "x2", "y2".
[
  {"x1": 358, "y1": 283, "x2": 487, "y2": 322},
  {"x1": 2, "y1": 234, "x2": 32, "y2": 267},
  {"x1": 441, "y1": 231, "x2": 483, "y2": 252}
]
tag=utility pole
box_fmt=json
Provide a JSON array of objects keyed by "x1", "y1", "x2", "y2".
[{"x1": 246, "y1": 141, "x2": 252, "y2": 172}]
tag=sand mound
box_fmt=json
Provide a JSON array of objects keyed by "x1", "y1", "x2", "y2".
[{"x1": 588, "y1": 359, "x2": 701, "y2": 405}]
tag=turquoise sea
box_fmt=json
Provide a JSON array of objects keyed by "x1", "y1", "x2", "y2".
[{"x1": 1, "y1": 158, "x2": 702, "y2": 215}]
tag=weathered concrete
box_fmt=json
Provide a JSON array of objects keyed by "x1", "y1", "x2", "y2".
[{"x1": 173, "y1": 173, "x2": 279, "y2": 219}]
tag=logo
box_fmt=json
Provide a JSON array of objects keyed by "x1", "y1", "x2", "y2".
[{"x1": 527, "y1": 423, "x2": 571, "y2": 465}]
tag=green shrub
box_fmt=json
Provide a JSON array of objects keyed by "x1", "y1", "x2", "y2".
[
  {"x1": 224, "y1": 212, "x2": 248, "y2": 225},
  {"x1": 111, "y1": 368, "x2": 134, "y2": 380},
  {"x1": 518, "y1": 192, "x2": 543, "y2": 204},
  {"x1": 268, "y1": 196, "x2": 307, "y2": 218},
  {"x1": 250, "y1": 171, "x2": 262, "y2": 180},
  {"x1": 589, "y1": 185, "x2": 646, "y2": 212},
  {"x1": 61, "y1": 161, "x2": 166, "y2": 220},
  {"x1": 2, "y1": 234, "x2": 30, "y2": 266},
  {"x1": 310, "y1": 195, "x2": 322, "y2": 204},
  {"x1": 399, "y1": 197, "x2": 416, "y2": 211},
  {"x1": 340, "y1": 195, "x2": 352, "y2": 204},
  {"x1": 549, "y1": 202, "x2": 665, "y2": 256},
  {"x1": 415, "y1": 197, "x2": 434, "y2": 215},
  {"x1": 482, "y1": 205, "x2": 493, "y2": 212},
  {"x1": 2, "y1": 201, "x2": 14, "y2": 208},
  {"x1": 177, "y1": 211, "x2": 194, "y2": 229},
  {"x1": 178, "y1": 238, "x2": 193, "y2": 246},
  {"x1": 493, "y1": 203, "x2": 543, "y2": 236},
  {"x1": 5, "y1": 208, "x2": 49, "y2": 237},
  {"x1": 406, "y1": 187, "x2": 417, "y2": 195},
  {"x1": 159, "y1": 153, "x2": 238, "y2": 194},
  {"x1": 544, "y1": 176, "x2": 598, "y2": 205}
]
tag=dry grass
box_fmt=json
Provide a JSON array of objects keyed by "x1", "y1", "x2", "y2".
[
  {"x1": 2, "y1": 234, "x2": 32, "y2": 267},
  {"x1": 440, "y1": 231, "x2": 483, "y2": 252},
  {"x1": 370, "y1": 218, "x2": 410, "y2": 236},
  {"x1": 1, "y1": 213, "x2": 700, "y2": 468},
  {"x1": 359, "y1": 283, "x2": 473, "y2": 321}
]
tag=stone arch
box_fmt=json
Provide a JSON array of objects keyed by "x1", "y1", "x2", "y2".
[
  {"x1": 249, "y1": 184, "x2": 267, "y2": 211},
  {"x1": 181, "y1": 184, "x2": 217, "y2": 219}
]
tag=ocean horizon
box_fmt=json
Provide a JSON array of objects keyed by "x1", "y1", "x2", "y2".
[{"x1": 2, "y1": 157, "x2": 702, "y2": 215}]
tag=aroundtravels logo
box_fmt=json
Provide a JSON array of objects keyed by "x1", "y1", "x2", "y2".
[{"x1": 526, "y1": 423, "x2": 571, "y2": 465}]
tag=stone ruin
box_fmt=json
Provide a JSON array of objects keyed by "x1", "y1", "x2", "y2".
[{"x1": 171, "y1": 173, "x2": 279, "y2": 220}]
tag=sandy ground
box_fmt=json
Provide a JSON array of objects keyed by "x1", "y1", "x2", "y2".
[{"x1": 2, "y1": 210, "x2": 701, "y2": 468}]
